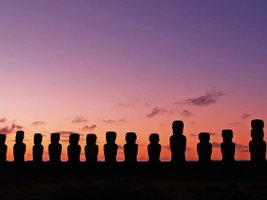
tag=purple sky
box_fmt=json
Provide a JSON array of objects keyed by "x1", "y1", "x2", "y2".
[{"x1": 0, "y1": 0, "x2": 266, "y2": 161}]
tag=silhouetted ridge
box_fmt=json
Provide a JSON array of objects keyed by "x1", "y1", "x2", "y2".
[
  {"x1": 170, "y1": 120, "x2": 186, "y2": 164},
  {"x1": 249, "y1": 119, "x2": 266, "y2": 163},
  {"x1": 33, "y1": 133, "x2": 43, "y2": 163},
  {"x1": 104, "y1": 131, "x2": 118, "y2": 164},
  {"x1": 124, "y1": 132, "x2": 138, "y2": 164},
  {"x1": 85, "y1": 134, "x2": 98, "y2": 164},
  {"x1": 197, "y1": 132, "x2": 212, "y2": 162},
  {"x1": 13, "y1": 130, "x2": 26, "y2": 163},
  {"x1": 221, "y1": 129, "x2": 235, "y2": 162},
  {"x1": 0, "y1": 134, "x2": 7, "y2": 163},
  {"x1": 68, "y1": 133, "x2": 81, "y2": 163},
  {"x1": 148, "y1": 133, "x2": 161, "y2": 163},
  {"x1": 0, "y1": 119, "x2": 266, "y2": 164},
  {"x1": 49, "y1": 133, "x2": 62, "y2": 163}
]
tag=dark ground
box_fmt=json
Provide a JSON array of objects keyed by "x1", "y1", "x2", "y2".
[{"x1": 1, "y1": 162, "x2": 267, "y2": 200}]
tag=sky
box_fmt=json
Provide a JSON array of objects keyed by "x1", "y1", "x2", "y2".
[{"x1": 0, "y1": 0, "x2": 266, "y2": 161}]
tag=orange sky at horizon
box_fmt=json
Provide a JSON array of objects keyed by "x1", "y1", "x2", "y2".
[
  {"x1": 1, "y1": 1, "x2": 267, "y2": 162},
  {"x1": 2, "y1": 113, "x2": 264, "y2": 162}
]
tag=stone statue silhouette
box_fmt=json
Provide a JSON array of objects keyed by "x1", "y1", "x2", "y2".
[
  {"x1": 221, "y1": 129, "x2": 235, "y2": 162},
  {"x1": 48, "y1": 133, "x2": 62, "y2": 163},
  {"x1": 33, "y1": 133, "x2": 43, "y2": 163},
  {"x1": 85, "y1": 134, "x2": 99, "y2": 164},
  {"x1": 68, "y1": 133, "x2": 81, "y2": 163},
  {"x1": 104, "y1": 131, "x2": 118, "y2": 164},
  {"x1": 0, "y1": 134, "x2": 7, "y2": 163},
  {"x1": 249, "y1": 119, "x2": 266, "y2": 162},
  {"x1": 124, "y1": 132, "x2": 138, "y2": 164},
  {"x1": 148, "y1": 133, "x2": 161, "y2": 163},
  {"x1": 13, "y1": 131, "x2": 26, "y2": 163},
  {"x1": 170, "y1": 120, "x2": 186, "y2": 163},
  {"x1": 197, "y1": 132, "x2": 212, "y2": 162}
]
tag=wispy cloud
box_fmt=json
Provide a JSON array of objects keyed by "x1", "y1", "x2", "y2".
[
  {"x1": 162, "y1": 145, "x2": 170, "y2": 150},
  {"x1": 116, "y1": 102, "x2": 130, "y2": 107},
  {"x1": 56, "y1": 131, "x2": 86, "y2": 143},
  {"x1": 241, "y1": 113, "x2": 253, "y2": 119},
  {"x1": 116, "y1": 98, "x2": 150, "y2": 107},
  {"x1": 176, "y1": 91, "x2": 225, "y2": 106},
  {"x1": 81, "y1": 124, "x2": 97, "y2": 131},
  {"x1": 32, "y1": 121, "x2": 45, "y2": 126},
  {"x1": 186, "y1": 147, "x2": 193, "y2": 151},
  {"x1": 212, "y1": 142, "x2": 221, "y2": 148},
  {"x1": 163, "y1": 145, "x2": 192, "y2": 151},
  {"x1": 181, "y1": 110, "x2": 192, "y2": 117},
  {"x1": 191, "y1": 132, "x2": 217, "y2": 137},
  {"x1": 227, "y1": 122, "x2": 240, "y2": 126},
  {"x1": 118, "y1": 118, "x2": 126, "y2": 122},
  {"x1": 0, "y1": 118, "x2": 6, "y2": 123},
  {"x1": 60, "y1": 139, "x2": 70, "y2": 143},
  {"x1": 72, "y1": 116, "x2": 87, "y2": 124},
  {"x1": 57, "y1": 131, "x2": 73, "y2": 142},
  {"x1": 146, "y1": 107, "x2": 171, "y2": 118},
  {"x1": 210, "y1": 132, "x2": 217, "y2": 136},
  {"x1": 212, "y1": 142, "x2": 249, "y2": 152},
  {"x1": 58, "y1": 131, "x2": 72, "y2": 136},
  {"x1": 102, "y1": 118, "x2": 127, "y2": 123},
  {"x1": 102, "y1": 119, "x2": 116, "y2": 123},
  {"x1": 0, "y1": 123, "x2": 23, "y2": 134},
  {"x1": 236, "y1": 143, "x2": 249, "y2": 152}
]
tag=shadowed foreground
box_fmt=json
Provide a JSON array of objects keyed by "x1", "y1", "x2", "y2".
[
  {"x1": 1, "y1": 162, "x2": 267, "y2": 200},
  {"x1": 0, "y1": 119, "x2": 265, "y2": 199}
]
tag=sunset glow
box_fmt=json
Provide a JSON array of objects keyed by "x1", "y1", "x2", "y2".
[{"x1": 0, "y1": 0, "x2": 266, "y2": 161}]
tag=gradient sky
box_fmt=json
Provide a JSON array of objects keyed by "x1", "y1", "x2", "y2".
[{"x1": 0, "y1": 0, "x2": 266, "y2": 161}]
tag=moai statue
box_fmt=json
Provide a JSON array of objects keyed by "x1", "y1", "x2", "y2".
[
  {"x1": 221, "y1": 129, "x2": 235, "y2": 162},
  {"x1": 85, "y1": 134, "x2": 99, "y2": 164},
  {"x1": 48, "y1": 133, "x2": 62, "y2": 163},
  {"x1": 0, "y1": 134, "x2": 7, "y2": 163},
  {"x1": 104, "y1": 131, "x2": 118, "y2": 164},
  {"x1": 249, "y1": 119, "x2": 266, "y2": 162},
  {"x1": 124, "y1": 132, "x2": 138, "y2": 164},
  {"x1": 170, "y1": 120, "x2": 187, "y2": 163},
  {"x1": 67, "y1": 133, "x2": 81, "y2": 163},
  {"x1": 197, "y1": 132, "x2": 212, "y2": 162},
  {"x1": 33, "y1": 133, "x2": 43, "y2": 163},
  {"x1": 148, "y1": 133, "x2": 161, "y2": 163},
  {"x1": 13, "y1": 131, "x2": 26, "y2": 163}
]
